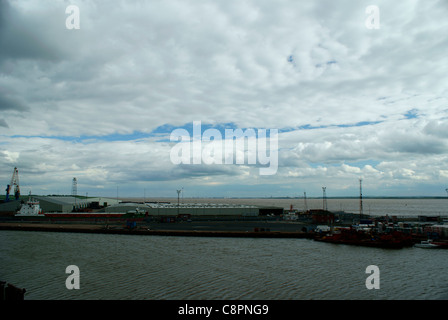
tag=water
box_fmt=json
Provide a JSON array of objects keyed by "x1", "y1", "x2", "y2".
[
  {"x1": 1, "y1": 230, "x2": 447, "y2": 300},
  {"x1": 141, "y1": 197, "x2": 448, "y2": 217},
  {"x1": 1, "y1": 198, "x2": 448, "y2": 300}
]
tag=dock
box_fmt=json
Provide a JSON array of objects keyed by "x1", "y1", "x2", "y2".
[{"x1": 0, "y1": 222, "x2": 313, "y2": 239}]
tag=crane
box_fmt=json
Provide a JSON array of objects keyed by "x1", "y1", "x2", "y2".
[{"x1": 5, "y1": 167, "x2": 20, "y2": 202}]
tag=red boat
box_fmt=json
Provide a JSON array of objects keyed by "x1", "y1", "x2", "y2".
[{"x1": 314, "y1": 228, "x2": 414, "y2": 249}]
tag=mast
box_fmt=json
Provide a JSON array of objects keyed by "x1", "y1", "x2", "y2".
[
  {"x1": 322, "y1": 187, "x2": 327, "y2": 211},
  {"x1": 303, "y1": 191, "x2": 308, "y2": 212},
  {"x1": 359, "y1": 179, "x2": 363, "y2": 216}
]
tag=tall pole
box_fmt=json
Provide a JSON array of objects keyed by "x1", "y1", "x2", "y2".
[
  {"x1": 303, "y1": 191, "x2": 308, "y2": 212},
  {"x1": 177, "y1": 189, "x2": 182, "y2": 216},
  {"x1": 359, "y1": 179, "x2": 363, "y2": 216},
  {"x1": 322, "y1": 187, "x2": 327, "y2": 211},
  {"x1": 72, "y1": 178, "x2": 77, "y2": 196}
]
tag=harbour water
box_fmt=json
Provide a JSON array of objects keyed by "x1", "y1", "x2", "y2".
[
  {"x1": 141, "y1": 197, "x2": 448, "y2": 217},
  {"x1": 1, "y1": 198, "x2": 447, "y2": 300}
]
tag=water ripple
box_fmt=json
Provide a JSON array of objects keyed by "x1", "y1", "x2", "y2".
[{"x1": 1, "y1": 231, "x2": 447, "y2": 300}]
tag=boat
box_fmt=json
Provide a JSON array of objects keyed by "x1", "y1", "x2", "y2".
[
  {"x1": 15, "y1": 193, "x2": 44, "y2": 217},
  {"x1": 314, "y1": 228, "x2": 414, "y2": 249},
  {"x1": 415, "y1": 239, "x2": 448, "y2": 249}
]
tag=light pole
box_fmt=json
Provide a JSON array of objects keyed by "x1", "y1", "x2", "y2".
[{"x1": 177, "y1": 189, "x2": 182, "y2": 216}]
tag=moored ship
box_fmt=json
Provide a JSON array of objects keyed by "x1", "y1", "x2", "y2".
[
  {"x1": 15, "y1": 193, "x2": 44, "y2": 217},
  {"x1": 314, "y1": 227, "x2": 414, "y2": 249}
]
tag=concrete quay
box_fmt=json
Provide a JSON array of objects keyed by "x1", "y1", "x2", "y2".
[{"x1": 0, "y1": 221, "x2": 313, "y2": 239}]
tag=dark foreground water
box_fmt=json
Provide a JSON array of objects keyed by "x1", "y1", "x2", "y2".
[{"x1": 1, "y1": 230, "x2": 447, "y2": 300}]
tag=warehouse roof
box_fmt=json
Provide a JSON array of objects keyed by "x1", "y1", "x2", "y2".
[
  {"x1": 35, "y1": 196, "x2": 89, "y2": 205},
  {"x1": 144, "y1": 202, "x2": 259, "y2": 209}
]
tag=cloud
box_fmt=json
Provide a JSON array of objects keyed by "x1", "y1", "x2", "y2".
[
  {"x1": 0, "y1": 93, "x2": 29, "y2": 112},
  {"x1": 0, "y1": 119, "x2": 9, "y2": 128},
  {"x1": 0, "y1": 0, "x2": 65, "y2": 62},
  {"x1": 0, "y1": 0, "x2": 447, "y2": 197}
]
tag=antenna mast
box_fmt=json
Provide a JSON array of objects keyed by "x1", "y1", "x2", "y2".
[
  {"x1": 359, "y1": 179, "x2": 363, "y2": 216},
  {"x1": 177, "y1": 189, "x2": 182, "y2": 215},
  {"x1": 303, "y1": 191, "x2": 308, "y2": 212},
  {"x1": 72, "y1": 178, "x2": 77, "y2": 196},
  {"x1": 322, "y1": 187, "x2": 327, "y2": 211}
]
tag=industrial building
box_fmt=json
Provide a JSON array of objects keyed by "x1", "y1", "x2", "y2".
[
  {"x1": 104, "y1": 202, "x2": 284, "y2": 218},
  {"x1": 33, "y1": 196, "x2": 122, "y2": 213},
  {"x1": 0, "y1": 200, "x2": 22, "y2": 215}
]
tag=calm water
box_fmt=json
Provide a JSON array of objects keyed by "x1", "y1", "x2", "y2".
[
  {"x1": 143, "y1": 197, "x2": 448, "y2": 217},
  {"x1": 1, "y1": 198, "x2": 448, "y2": 300},
  {"x1": 1, "y1": 230, "x2": 447, "y2": 300}
]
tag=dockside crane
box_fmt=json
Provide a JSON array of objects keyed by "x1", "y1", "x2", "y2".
[{"x1": 5, "y1": 167, "x2": 20, "y2": 202}]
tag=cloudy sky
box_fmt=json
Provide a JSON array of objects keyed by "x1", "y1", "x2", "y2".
[{"x1": 1, "y1": 0, "x2": 447, "y2": 198}]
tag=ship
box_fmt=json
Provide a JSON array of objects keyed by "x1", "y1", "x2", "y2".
[
  {"x1": 15, "y1": 193, "x2": 125, "y2": 218},
  {"x1": 314, "y1": 227, "x2": 414, "y2": 249},
  {"x1": 15, "y1": 193, "x2": 44, "y2": 217},
  {"x1": 414, "y1": 239, "x2": 448, "y2": 249}
]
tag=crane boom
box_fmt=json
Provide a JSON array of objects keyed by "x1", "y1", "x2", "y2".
[{"x1": 5, "y1": 167, "x2": 20, "y2": 202}]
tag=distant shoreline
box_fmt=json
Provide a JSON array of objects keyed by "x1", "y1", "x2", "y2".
[{"x1": 2, "y1": 196, "x2": 447, "y2": 201}]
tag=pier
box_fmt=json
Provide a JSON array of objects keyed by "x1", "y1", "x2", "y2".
[{"x1": 0, "y1": 221, "x2": 313, "y2": 239}]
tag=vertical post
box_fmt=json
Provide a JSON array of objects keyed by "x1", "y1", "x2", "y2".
[
  {"x1": 303, "y1": 191, "x2": 308, "y2": 212},
  {"x1": 72, "y1": 178, "x2": 77, "y2": 196},
  {"x1": 360, "y1": 179, "x2": 363, "y2": 217},
  {"x1": 322, "y1": 187, "x2": 327, "y2": 211},
  {"x1": 177, "y1": 189, "x2": 181, "y2": 216}
]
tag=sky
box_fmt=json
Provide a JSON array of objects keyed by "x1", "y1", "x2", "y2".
[{"x1": 1, "y1": 0, "x2": 448, "y2": 198}]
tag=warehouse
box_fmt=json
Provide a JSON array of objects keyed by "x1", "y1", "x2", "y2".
[
  {"x1": 105, "y1": 202, "x2": 261, "y2": 217},
  {"x1": 34, "y1": 196, "x2": 121, "y2": 213},
  {"x1": 0, "y1": 200, "x2": 22, "y2": 215}
]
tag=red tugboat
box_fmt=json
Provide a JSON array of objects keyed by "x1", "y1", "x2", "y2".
[{"x1": 314, "y1": 227, "x2": 414, "y2": 249}]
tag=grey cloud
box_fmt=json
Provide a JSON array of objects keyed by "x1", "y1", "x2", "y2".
[
  {"x1": 424, "y1": 119, "x2": 448, "y2": 138},
  {"x1": 0, "y1": 1, "x2": 447, "y2": 197},
  {"x1": 0, "y1": 1, "x2": 63, "y2": 62},
  {"x1": 0, "y1": 93, "x2": 29, "y2": 112}
]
